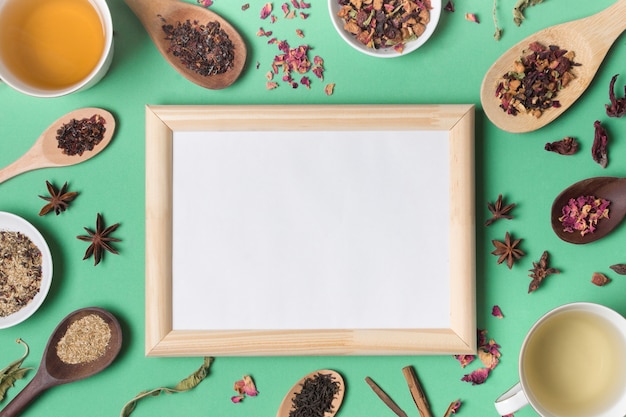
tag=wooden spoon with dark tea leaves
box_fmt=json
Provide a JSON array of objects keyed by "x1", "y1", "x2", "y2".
[
  {"x1": 123, "y1": 0, "x2": 246, "y2": 89},
  {"x1": 481, "y1": 0, "x2": 626, "y2": 133},
  {"x1": 276, "y1": 370, "x2": 345, "y2": 417},
  {"x1": 551, "y1": 177, "x2": 626, "y2": 244},
  {"x1": 0, "y1": 307, "x2": 122, "y2": 417},
  {"x1": 0, "y1": 108, "x2": 115, "y2": 184}
]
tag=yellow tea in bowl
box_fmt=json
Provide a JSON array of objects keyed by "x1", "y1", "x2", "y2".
[{"x1": 0, "y1": 0, "x2": 111, "y2": 95}]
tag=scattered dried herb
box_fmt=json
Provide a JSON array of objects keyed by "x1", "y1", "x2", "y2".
[
  {"x1": 606, "y1": 74, "x2": 626, "y2": 117},
  {"x1": 513, "y1": 0, "x2": 543, "y2": 26},
  {"x1": 290, "y1": 372, "x2": 341, "y2": 417},
  {"x1": 231, "y1": 375, "x2": 258, "y2": 403},
  {"x1": 496, "y1": 42, "x2": 578, "y2": 118},
  {"x1": 267, "y1": 40, "x2": 325, "y2": 90},
  {"x1": 242, "y1": 3, "x2": 250, "y2": 11},
  {"x1": 0, "y1": 231, "x2": 42, "y2": 317},
  {"x1": 76, "y1": 213, "x2": 121, "y2": 266},
  {"x1": 197, "y1": 0, "x2": 213, "y2": 6},
  {"x1": 591, "y1": 120, "x2": 609, "y2": 168},
  {"x1": 120, "y1": 357, "x2": 213, "y2": 417},
  {"x1": 56, "y1": 314, "x2": 111, "y2": 364},
  {"x1": 56, "y1": 114, "x2": 106, "y2": 156},
  {"x1": 591, "y1": 272, "x2": 610, "y2": 287},
  {"x1": 260, "y1": 3, "x2": 273, "y2": 19},
  {"x1": 528, "y1": 250, "x2": 560, "y2": 293},
  {"x1": 460, "y1": 329, "x2": 501, "y2": 385},
  {"x1": 38, "y1": 181, "x2": 78, "y2": 216},
  {"x1": 492, "y1": 305, "x2": 504, "y2": 318},
  {"x1": 162, "y1": 19, "x2": 234, "y2": 76},
  {"x1": 544, "y1": 136, "x2": 578, "y2": 155},
  {"x1": 465, "y1": 13, "x2": 479, "y2": 23},
  {"x1": 444, "y1": 1, "x2": 454, "y2": 12},
  {"x1": 0, "y1": 339, "x2": 32, "y2": 403},
  {"x1": 453, "y1": 354, "x2": 475, "y2": 368},
  {"x1": 485, "y1": 194, "x2": 516, "y2": 226},
  {"x1": 335, "y1": 0, "x2": 432, "y2": 52},
  {"x1": 491, "y1": 231, "x2": 524, "y2": 269},
  {"x1": 325, "y1": 83, "x2": 335, "y2": 96},
  {"x1": 559, "y1": 196, "x2": 610, "y2": 236},
  {"x1": 609, "y1": 264, "x2": 626, "y2": 275}
]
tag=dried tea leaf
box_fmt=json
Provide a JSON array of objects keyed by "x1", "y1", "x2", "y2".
[
  {"x1": 0, "y1": 339, "x2": 32, "y2": 403},
  {"x1": 513, "y1": 0, "x2": 544, "y2": 26},
  {"x1": 120, "y1": 357, "x2": 213, "y2": 417},
  {"x1": 591, "y1": 272, "x2": 610, "y2": 286},
  {"x1": 609, "y1": 264, "x2": 626, "y2": 275}
]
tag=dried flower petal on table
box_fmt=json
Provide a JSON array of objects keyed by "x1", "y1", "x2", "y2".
[
  {"x1": 479, "y1": 338, "x2": 501, "y2": 370},
  {"x1": 443, "y1": 399, "x2": 461, "y2": 416},
  {"x1": 528, "y1": 251, "x2": 560, "y2": 293},
  {"x1": 120, "y1": 357, "x2": 213, "y2": 417},
  {"x1": 491, "y1": 305, "x2": 504, "y2": 318},
  {"x1": 444, "y1": 1, "x2": 454, "y2": 12},
  {"x1": 461, "y1": 367, "x2": 490, "y2": 385},
  {"x1": 606, "y1": 74, "x2": 626, "y2": 117},
  {"x1": 197, "y1": 0, "x2": 213, "y2": 6},
  {"x1": 609, "y1": 264, "x2": 626, "y2": 275},
  {"x1": 453, "y1": 354, "x2": 475, "y2": 368},
  {"x1": 0, "y1": 339, "x2": 32, "y2": 402},
  {"x1": 591, "y1": 120, "x2": 609, "y2": 168},
  {"x1": 232, "y1": 375, "x2": 258, "y2": 403},
  {"x1": 465, "y1": 13, "x2": 479, "y2": 23},
  {"x1": 591, "y1": 272, "x2": 610, "y2": 286},
  {"x1": 260, "y1": 3, "x2": 272, "y2": 19},
  {"x1": 513, "y1": 0, "x2": 543, "y2": 26},
  {"x1": 559, "y1": 196, "x2": 610, "y2": 236},
  {"x1": 38, "y1": 181, "x2": 78, "y2": 216},
  {"x1": 325, "y1": 83, "x2": 335, "y2": 95},
  {"x1": 76, "y1": 213, "x2": 121, "y2": 266},
  {"x1": 242, "y1": 3, "x2": 250, "y2": 11},
  {"x1": 491, "y1": 231, "x2": 524, "y2": 269},
  {"x1": 485, "y1": 194, "x2": 516, "y2": 226},
  {"x1": 545, "y1": 136, "x2": 578, "y2": 155}
]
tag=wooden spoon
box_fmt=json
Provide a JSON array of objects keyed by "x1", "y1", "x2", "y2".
[
  {"x1": 276, "y1": 370, "x2": 345, "y2": 417},
  {"x1": 551, "y1": 177, "x2": 626, "y2": 244},
  {"x1": 0, "y1": 108, "x2": 115, "y2": 184},
  {"x1": 481, "y1": 0, "x2": 626, "y2": 133},
  {"x1": 0, "y1": 307, "x2": 122, "y2": 417},
  {"x1": 123, "y1": 0, "x2": 246, "y2": 90}
]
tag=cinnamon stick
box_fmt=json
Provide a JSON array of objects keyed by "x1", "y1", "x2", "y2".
[
  {"x1": 401, "y1": 366, "x2": 433, "y2": 417},
  {"x1": 364, "y1": 376, "x2": 409, "y2": 417}
]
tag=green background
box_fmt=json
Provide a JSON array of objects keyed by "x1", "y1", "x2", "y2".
[{"x1": 1, "y1": 0, "x2": 625, "y2": 416}]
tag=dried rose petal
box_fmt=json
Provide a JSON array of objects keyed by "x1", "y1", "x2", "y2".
[
  {"x1": 300, "y1": 12, "x2": 309, "y2": 19},
  {"x1": 491, "y1": 305, "x2": 504, "y2": 319},
  {"x1": 300, "y1": 1, "x2": 310, "y2": 8},
  {"x1": 465, "y1": 13, "x2": 479, "y2": 23},
  {"x1": 592, "y1": 272, "x2": 610, "y2": 286},
  {"x1": 545, "y1": 136, "x2": 579, "y2": 155},
  {"x1": 592, "y1": 120, "x2": 609, "y2": 168},
  {"x1": 559, "y1": 196, "x2": 610, "y2": 236},
  {"x1": 300, "y1": 76, "x2": 311, "y2": 88},
  {"x1": 444, "y1": 1, "x2": 455, "y2": 12},
  {"x1": 232, "y1": 375, "x2": 258, "y2": 403},
  {"x1": 606, "y1": 74, "x2": 626, "y2": 117},
  {"x1": 461, "y1": 368, "x2": 490, "y2": 385},
  {"x1": 324, "y1": 83, "x2": 335, "y2": 96},
  {"x1": 260, "y1": 3, "x2": 272, "y2": 19},
  {"x1": 197, "y1": 0, "x2": 213, "y2": 6},
  {"x1": 453, "y1": 354, "x2": 476, "y2": 368},
  {"x1": 296, "y1": 28, "x2": 304, "y2": 38},
  {"x1": 266, "y1": 81, "x2": 279, "y2": 89},
  {"x1": 281, "y1": 3, "x2": 290, "y2": 16}
]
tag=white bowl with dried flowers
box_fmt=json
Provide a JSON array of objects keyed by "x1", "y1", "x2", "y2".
[
  {"x1": 328, "y1": 0, "x2": 441, "y2": 58},
  {"x1": 0, "y1": 212, "x2": 53, "y2": 329}
]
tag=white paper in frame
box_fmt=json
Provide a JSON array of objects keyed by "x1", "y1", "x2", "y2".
[{"x1": 145, "y1": 104, "x2": 476, "y2": 356}]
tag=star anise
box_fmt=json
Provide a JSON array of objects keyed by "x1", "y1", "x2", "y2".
[
  {"x1": 77, "y1": 213, "x2": 121, "y2": 266},
  {"x1": 491, "y1": 231, "x2": 524, "y2": 269},
  {"x1": 38, "y1": 181, "x2": 78, "y2": 216},
  {"x1": 528, "y1": 250, "x2": 560, "y2": 293},
  {"x1": 485, "y1": 194, "x2": 516, "y2": 226}
]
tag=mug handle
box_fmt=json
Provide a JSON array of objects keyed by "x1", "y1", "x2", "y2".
[{"x1": 494, "y1": 382, "x2": 529, "y2": 415}]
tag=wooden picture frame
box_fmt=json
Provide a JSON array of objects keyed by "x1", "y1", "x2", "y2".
[{"x1": 145, "y1": 104, "x2": 475, "y2": 356}]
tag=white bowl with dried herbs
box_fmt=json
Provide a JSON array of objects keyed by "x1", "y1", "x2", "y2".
[
  {"x1": 328, "y1": 0, "x2": 441, "y2": 58},
  {"x1": 0, "y1": 211, "x2": 52, "y2": 328}
]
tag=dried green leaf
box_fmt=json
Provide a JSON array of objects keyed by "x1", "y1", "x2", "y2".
[
  {"x1": 513, "y1": 0, "x2": 544, "y2": 26},
  {"x1": 120, "y1": 357, "x2": 213, "y2": 417},
  {"x1": 0, "y1": 339, "x2": 33, "y2": 403},
  {"x1": 609, "y1": 264, "x2": 626, "y2": 275}
]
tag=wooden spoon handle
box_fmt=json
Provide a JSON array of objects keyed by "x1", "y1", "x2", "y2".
[
  {"x1": 0, "y1": 373, "x2": 52, "y2": 417},
  {"x1": 586, "y1": 0, "x2": 626, "y2": 46},
  {"x1": 0, "y1": 148, "x2": 48, "y2": 184}
]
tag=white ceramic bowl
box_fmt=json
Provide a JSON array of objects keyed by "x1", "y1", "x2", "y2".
[
  {"x1": 328, "y1": 0, "x2": 441, "y2": 58},
  {"x1": 0, "y1": 212, "x2": 53, "y2": 329}
]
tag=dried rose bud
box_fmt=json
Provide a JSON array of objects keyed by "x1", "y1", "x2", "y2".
[
  {"x1": 591, "y1": 272, "x2": 610, "y2": 286},
  {"x1": 260, "y1": 2, "x2": 272, "y2": 19}
]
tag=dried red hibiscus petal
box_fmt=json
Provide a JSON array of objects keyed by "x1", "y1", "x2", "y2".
[
  {"x1": 592, "y1": 120, "x2": 609, "y2": 168},
  {"x1": 544, "y1": 136, "x2": 578, "y2": 155},
  {"x1": 606, "y1": 74, "x2": 626, "y2": 117}
]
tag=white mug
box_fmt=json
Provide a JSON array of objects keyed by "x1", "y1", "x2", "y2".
[
  {"x1": 495, "y1": 302, "x2": 626, "y2": 417},
  {"x1": 0, "y1": 0, "x2": 113, "y2": 97}
]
